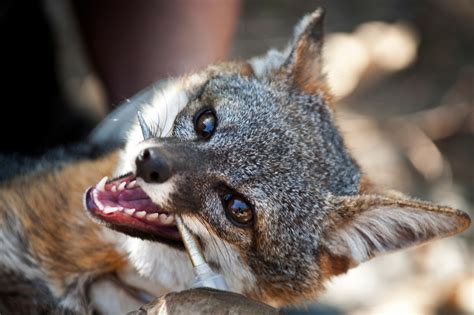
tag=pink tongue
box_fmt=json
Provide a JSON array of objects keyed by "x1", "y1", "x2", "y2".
[
  {"x1": 118, "y1": 199, "x2": 161, "y2": 212},
  {"x1": 118, "y1": 188, "x2": 149, "y2": 200},
  {"x1": 96, "y1": 184, "x2": 162, "y2": 213},
  {"x1": 116, "y1": 187, "x2": 161, "y2": 212}
]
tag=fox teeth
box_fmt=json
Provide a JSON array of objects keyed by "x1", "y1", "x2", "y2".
[
  {"x1": 159, "y1": 213, "x2": 168, "y2": 223},
  {"x1": 93, "y1": 190, "x2": 104, "y2": 210},
  {"x1": 146, "y1": 213, "x2": 159, "y2": 221},
  {"x1": 135, "y1": 211, "x2": 146, "y2": 218},
  {"x1": 159, "y1": 213, "x2": 174, "y2": 224},
  {"x1": 118, "y1": 182, "x2": 127, "y2": 191},
  {"x1": 163, "y1": 214, "x2": 174, "y2": 224},
  {"x1": 97, "y1": 202, "x2": 104, "y2": 211},
  {"x1": 96, "y1": 176, "x2": 108, "y2": 192},
  {"x1": 103, "y1": 206, "x2": 122, "y2": 214},
  {"x1": 124, "y1": 208, "x2": 135, "y2": 216},
  {"x1": 127, "y1": 180, "x2": 137, "y2": 189}
]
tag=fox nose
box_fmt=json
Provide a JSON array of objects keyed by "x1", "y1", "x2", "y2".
[{"x1": 135, "y1": 148, "x2": 172, "y2": 184}]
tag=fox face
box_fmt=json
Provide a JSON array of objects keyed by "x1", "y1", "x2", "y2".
[{"x1": 85, "y1": 9, "x2": 470, "y2": 306}]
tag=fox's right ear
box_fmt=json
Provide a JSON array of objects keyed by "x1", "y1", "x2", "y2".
[
  {"x1": 280, "y1": 8, "x2": 326, "y2": 94},
  {"x1": 319, "y1": 194, "x2": 471, "y2": 276},
  {"x1": 249, "y1": 8, "x2": 327, "y2": 95}
]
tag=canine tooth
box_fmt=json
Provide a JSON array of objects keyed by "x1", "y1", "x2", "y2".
[
  {"x1": 135, "y1": 211, "x2": 146, "y2": 218},
  {"x1": 111, "y1": 185, "x2": 117, "y2": 192},
  {"x1": 104, "y1": 206, "x2": 121, "y2": 214},
  {"x1": 118, "y1": 182, "x2": 127, "y2": 191},
  {"x1": 93, "y1": 190, "x2": 104, "y2": 210},
  {"x1": 146, "y1": 213, "x2": 159, "y2": 221},
  {"x1": 92, "y1": 189, "x2": 99, "y2": 201},
  {"x1": 124, "y1": 208, "x2": 135, "y2": 216},
  {"x1": 127, "y1": 180, "x2": 137, "y2": 189},
  {"x1": 96, "y1": 176, "x2": 108, "y2": 192}
]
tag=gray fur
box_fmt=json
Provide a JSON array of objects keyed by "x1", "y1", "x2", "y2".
[
  {"x1": 124, "y1": 8, "x2": 468, "y2": 305},
  {"x1": 137, "y1": 68, "x2": 360, "y2": 300},
  {"x1": 127, "y1": 8, "x2": 362, "y2": 302}
]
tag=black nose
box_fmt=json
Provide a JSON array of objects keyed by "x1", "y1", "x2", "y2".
[{"x1": 135, "y1": 148, "x2": 172, "y2": 183}]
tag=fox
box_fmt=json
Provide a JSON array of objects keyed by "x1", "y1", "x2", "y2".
[{"x1": 0, "y1": 8, "x2": 470, "y2": 315}]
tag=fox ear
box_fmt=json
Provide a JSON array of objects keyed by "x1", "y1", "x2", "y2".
[
  {"x1": 321, "y1": 194, "x2": 471, "y2": 268},
  {"x1": 282, "y1": 8, "x2": 326, "y2": 93},
  {"x1": 248, "y1": 8, "x2": 327, "y2": 93}
]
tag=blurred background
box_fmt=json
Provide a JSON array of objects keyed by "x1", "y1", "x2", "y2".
[{"x1": 1, "y1": 0, "x2": 472, "y2": 314}]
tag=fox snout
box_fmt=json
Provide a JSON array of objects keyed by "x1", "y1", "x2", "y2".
[
  {"x1": 131, "y1": 142, "x2": 204, "y2": 215},
  {"x1": 135, "y1": 147, "x2": 173, "y2": 184}
]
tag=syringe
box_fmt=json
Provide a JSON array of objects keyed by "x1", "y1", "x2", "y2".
[{"x1": 175, "y1": 216, "x2": 230, "y2": 290}]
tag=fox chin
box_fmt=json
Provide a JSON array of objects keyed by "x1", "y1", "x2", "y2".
[{"x1": 0, "y1": 8, "x2": 470, "y2": 315}]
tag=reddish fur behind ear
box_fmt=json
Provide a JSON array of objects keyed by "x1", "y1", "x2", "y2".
[
  {"x1": 358, "y1": 175, "x2": 377, "y2": 194},
  {"x1": 358, "y1": 176, "x2": 408, "y2": 199},
  {"x1": 295, "y1": 77, "x2": 333, "y2": 103},
  {"x1": 238, "y1": 61, "x2": 255, "y2": 77},
  {"x1": 319, "y1": 247, "x2": 354, "y2": 278},
  {"x1": 206, "y1": 61, "x2": 255, "y2": 78}
]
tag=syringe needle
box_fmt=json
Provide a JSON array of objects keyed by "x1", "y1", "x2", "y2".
[{"x1": 175, "y1": 215, "x2": 229, "y2": 291}]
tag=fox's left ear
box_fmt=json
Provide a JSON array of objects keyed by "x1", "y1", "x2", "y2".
[
  {"x1": 320, "y1": 194, "x2": 471, "y2": 271},
  {"x1": 281, "y1": 8, "x2": 327, "y2": 93}
]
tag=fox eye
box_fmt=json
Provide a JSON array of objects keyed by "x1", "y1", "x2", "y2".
[
  {"x1": 222, "y1": 193, "x2": 254, "y2": 227},
  {"x1": 194, "y1": 108, "x2": 217, "y2": 140}
]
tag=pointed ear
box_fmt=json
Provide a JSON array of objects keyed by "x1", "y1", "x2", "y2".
[
  {"x1": 281, "y1": 8, "x2": 327, "y2": 94},
  {"x1": 321, "y1": 194, "x2": 471, "y2": 267}
]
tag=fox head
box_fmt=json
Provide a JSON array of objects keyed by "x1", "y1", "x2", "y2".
[{"x1": 85, "y1": 9, "x2": 470, "y2": 306}]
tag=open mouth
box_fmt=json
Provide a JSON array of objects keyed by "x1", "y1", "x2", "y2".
[{"x1": 85, "y1": 173, "x2": 183, "y2": 248}]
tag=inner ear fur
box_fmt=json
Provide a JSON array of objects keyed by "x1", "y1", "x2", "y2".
[
  {"x1": 281, "y1": 8, "x2": 329, "y2": 95},
  {"x1": 321, "y1": 193, "x2": 471, "y2": 266}
]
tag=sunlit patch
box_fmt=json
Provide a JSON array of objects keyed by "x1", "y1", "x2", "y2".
[
  {"x1": 357, "y1": 22, "x2": 419, "y2": 71},
  {"x1": 325, "y1": 21, "x2": 419, "y2": 100},
  {"x1": 325, "y1": 33, "x2": 370, "y2": 99}
]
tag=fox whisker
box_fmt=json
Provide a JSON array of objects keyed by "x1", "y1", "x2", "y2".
[{"x1": 137, "y1": 111, "x2": 153, "y2": 140}]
